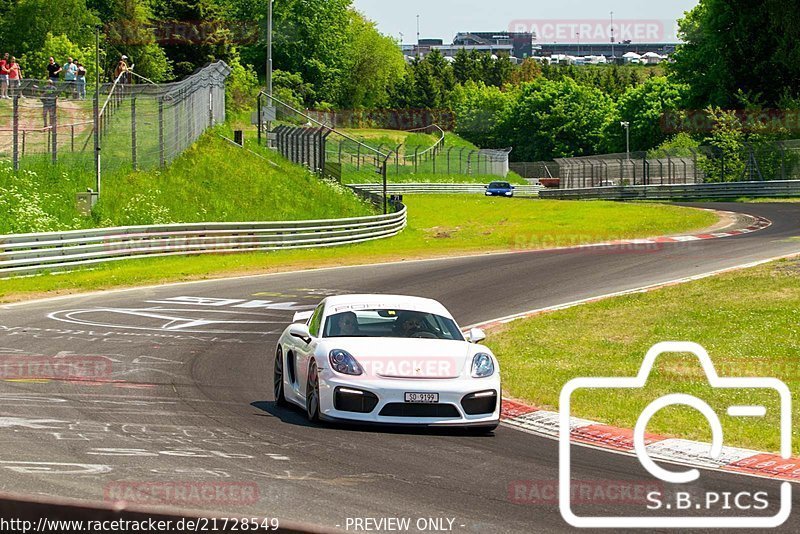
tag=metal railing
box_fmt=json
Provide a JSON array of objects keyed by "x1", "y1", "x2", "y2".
[
  {"x1": 539, "y1": 180, "x2": 800, "y2": 201},
  {"x1": 0, "y1": 206, "x2": 407, "y2": 278},
  {"x1": 349, "y1": 183, "x2": 542, "y2": 196}
]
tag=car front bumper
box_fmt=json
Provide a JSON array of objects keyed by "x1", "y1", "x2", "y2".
[{"x1": 317, "y1": 371, "x2": 501, "y2": 426}]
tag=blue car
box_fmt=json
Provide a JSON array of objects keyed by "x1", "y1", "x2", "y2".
[{"x1": 485, "y1": 181, "x2": 515, "y2": 197}]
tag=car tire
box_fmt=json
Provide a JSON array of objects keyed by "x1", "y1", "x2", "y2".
[
  {"x1": 274, "y1": 347, "x2": 288, "y2": 407},
  {"x1": 306, "y1": 359, "x2": 321, "y2": 422}
]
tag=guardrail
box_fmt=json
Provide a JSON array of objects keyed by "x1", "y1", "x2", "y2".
[
  {"x1": 349, "y1": 183, "x2": 542, "y2": 196},
  {"x1": 0, "y1": 207, "x2": 407, "y2": 278},
  {"x1": 539, "y1": 180, "x2": 800, "y2": 201}
]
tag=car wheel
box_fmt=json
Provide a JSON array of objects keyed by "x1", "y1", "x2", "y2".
[
  {"x1": 306, "y1": 359, "x2": 321, "y2": 422},
  {"x1": 274, "y1": 347, "x2": 288, "y2": 407}
]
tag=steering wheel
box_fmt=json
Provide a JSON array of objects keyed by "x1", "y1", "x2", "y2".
[{"x1": 411, "y1": 331, "x2": 437, "y2": 339}]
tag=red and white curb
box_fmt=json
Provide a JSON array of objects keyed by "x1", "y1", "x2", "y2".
[
  {"x1": 569, "y1": 211, "x2": 771, "y2": 251},
  {"x1": 499, "y1": 399, "x2": 800, "y2": 483}
]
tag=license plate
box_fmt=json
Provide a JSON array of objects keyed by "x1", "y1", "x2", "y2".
[{"x1": 404, "y1": 392, "x2": 439, "y2": 404}]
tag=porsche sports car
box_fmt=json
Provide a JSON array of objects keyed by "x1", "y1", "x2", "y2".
[{"x1": 273, "y1": 294, "x2": 501, "y2": 431}]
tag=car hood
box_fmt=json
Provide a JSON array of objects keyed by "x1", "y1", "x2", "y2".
[{"x1": 320, "y1": 338, "x2": 473, "y2": 379}]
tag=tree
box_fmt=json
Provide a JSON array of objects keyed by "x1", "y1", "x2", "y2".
[
  {"x1": 20, "y1": 33, "x2": 96, "y2": 80},
  {"x1": 337, "y1": 12, "x2": 405, "y2": 109},
  {"x1": 497, "y1": 78, "x2": 616, "y2": 161},
  {"x1": 0, "y1": 0, "x2": 100, "y2": 58},
  {"x1": 104, "y1": 0, "x2": 171, "y2": 82},
  {"x1": 451, "y1": 81, "x2": 513, "y2": 148},
  {"x1": 671, "y1": 0, "x2": 800, "y2": 108},
  {"x1": 509, "y1": 59, "x2": 542, "y2": 86},
  {"x1": 605, "y1": 77, "x2": 688, "y2": 153}
]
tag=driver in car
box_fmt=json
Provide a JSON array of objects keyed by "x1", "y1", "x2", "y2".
[
  {"x1": 395, "y1": 312, "x2": 429, "y2": 337},
  {"x1": 333, "y1": 311, "x2": 360, "y2": 336}
]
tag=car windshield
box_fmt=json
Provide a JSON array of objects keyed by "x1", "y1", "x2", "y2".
[
  {"x1": 324, "y1": 309, "x2": 464, "y2": 340},
  {"x1": 489, "y1": 182, "x2": 511, "y2": 188}
]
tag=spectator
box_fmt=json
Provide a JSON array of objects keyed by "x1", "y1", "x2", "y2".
[
  {"x1": 113, "y1": 55, "x2": 129, "y2": 83},
  {"x1": 41, "y1": 79, "x2": 57, "y2": 128},
  {"x1": 62, "y1": 57, "x2": 77, "y2": 98},
  {"x1": 0, "y1": 53, "x2": 9, "y2": 99},
  {"x1": 46, "y1": 57, "x2": 61, "y2": 83},
  {"x1": 8, "y1": 56, "x2": 22, "y2": 98},
  {"x1": 75, "y1": 62, "x2": 87, "y2": 100}
]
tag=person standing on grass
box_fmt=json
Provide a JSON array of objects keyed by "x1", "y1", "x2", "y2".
[
  {"x1": 0, "y1": 53, "x2": 9, "y2": 99},
  {"x1": 41, "y1": 79, "x2": 58, "y2": 128},
  {"x1": 114, "y1": 56, "x2": 129, "y2": 83},
  {"x1": 76, "y1": 62, "x2": 86, "y2": 100},
  {"x1": 63, "y1": 57, "x2": 77, "y2": 98},
  {"x1": 8, "y1": 57, "x2": 22, "y2": 98},
  {"x1": 46, "y1": 57, "x2": 61, "y2": 83}
]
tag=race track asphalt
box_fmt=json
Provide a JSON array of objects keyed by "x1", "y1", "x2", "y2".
[{"x1": 0, "y1": 202, "x2": 799, "y2": 533}]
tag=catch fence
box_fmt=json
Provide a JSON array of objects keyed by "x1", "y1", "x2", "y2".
[{"x1": 0, "y1": 62, "x2": 230, "y2": 177}]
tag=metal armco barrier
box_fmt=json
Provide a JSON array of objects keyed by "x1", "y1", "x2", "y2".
[
  {"x1": 539, "y1": 180, "x2": 800, "y2": 201},
  {"x1": 0, "y1": 207, "x2": 407, "y2": 278},
  {"x1": 349, "y1": 183, "x2": 542, "y2": 196}
]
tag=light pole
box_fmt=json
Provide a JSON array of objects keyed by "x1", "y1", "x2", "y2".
[
  {"x1": 576, "y1": 32, "x2": 580, "y2": 57},
  {"x1": 265, "y1": 0, "x2": 274, "y2": 144},
  {"x1": 610, "y1": 11, "x2": 615, "y2": 62},
  {"x1": 620, "y1": 121, "x2": 630, "y2": 160}
]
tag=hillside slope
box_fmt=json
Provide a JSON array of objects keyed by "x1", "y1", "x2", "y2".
[{"x1": 0, "y1": 127, "x2": 375, "y2": 234}]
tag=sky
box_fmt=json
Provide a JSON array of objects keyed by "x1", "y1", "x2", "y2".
[{"x1": 351, "y1": 0, "x2": 700, "y2": 44}]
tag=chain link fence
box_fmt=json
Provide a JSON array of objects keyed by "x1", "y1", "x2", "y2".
[
  {"x1": 0, "y1": 61, "x2": 230, "y2": 177},
  {"x1": 517, "y1": 140, "x2": 800, "y2": 189},
  {"x1": 255, "y1": 95, "x2": 510, "y2": 182}
]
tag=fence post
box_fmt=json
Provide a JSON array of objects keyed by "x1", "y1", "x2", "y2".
[
  {"x1": 51, "y1": 97, "x2": 58, "y2": 164},
  {"x1": 414, "y1": 146, "x2": 419, "y2": 173},
  {"x1": 447, "y1": 147, "x2": 453, "y2": 175},
  {"x1": 208, "y1": 90, "x2": 213, "y2": 127},
  {"x1": 432, "y1": 146, "x2": 437, "y2": 174},
  {"x1": 175, "y1": 96, "x2": 181, "y2": 157},
  {"x1": 131, "y1": 97, "x2": 137, "y2": 170},
  {"x1": 395, "y1": 144, "x2": 401, "y2": 175},
  {"x1": 357, "y1": 144, "x2": 361, "y2": 171},
  {"x1": 12, "y1": 94, "x2": 19, "y2": 170},
  {"x1": 779, "y1": 142, "x2": 786, "y2": 180},
  {"x1": 158, "y1": 98, "x2": 165, "y2": 168}
]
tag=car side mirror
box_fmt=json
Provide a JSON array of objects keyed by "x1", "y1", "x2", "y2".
[
  {"x1": 467, "y1": 328, "x2": 486, "y2": 344},
  {"x1": 290, "y1": 324, "x2": 312, "y2": 344}
]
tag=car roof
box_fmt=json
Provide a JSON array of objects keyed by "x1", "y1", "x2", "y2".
[{"x1": 323, "y1": 294, "x2": 453, "y2": 318}]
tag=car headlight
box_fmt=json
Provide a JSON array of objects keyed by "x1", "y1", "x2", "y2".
[
  {"x1": 329, "y1": 349, "x2": 363, "y2": 376},
  {"x1": 471, "y1": 353, "x2": 495, "y2": 378}
]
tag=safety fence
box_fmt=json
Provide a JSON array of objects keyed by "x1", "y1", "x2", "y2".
[
  {"x1": 0, "y1": 62, "x2": 230, "y2": 175},
  {"x1": 0, "y1": 206, "x2": 407, "y2": 278},
  {"x1": 349, "y1": 183, "x2": 542, "y2": 196},
  {"x1": 254, "y1": 94, "x2": 510, "y2": 183},
  {"x1": 539, "y1": 180, "x2": 800, "y2": 201},
  {"x1": 553, "y1": 140, "x2": 800, "y2": 189}
]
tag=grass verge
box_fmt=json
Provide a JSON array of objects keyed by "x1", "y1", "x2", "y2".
[
  {"x1": 0, "y1": 196, "x2": 717, "y2": 302},
  {"x1": 486, "y1": 258, "x2": 800, "y2": 454}
]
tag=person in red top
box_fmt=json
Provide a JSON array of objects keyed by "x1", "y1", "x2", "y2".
[
  {"x1": 0, "y1": 53, "x2": 9, "y2": 99},
  {"x1": 7, "y1": 56, "x2": 21, "y2": 98}
]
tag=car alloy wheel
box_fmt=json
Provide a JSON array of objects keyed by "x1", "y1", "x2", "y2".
[
  {"x1": 274, "y1": 347, "x2": 288, "y2": 407},
  {"x1": 306, "y1": 359, "x2": 321, "y2": 422}
]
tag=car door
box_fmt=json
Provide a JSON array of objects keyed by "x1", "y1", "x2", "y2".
[{"x1": 295, "y1": 303, "x2": 324, "y2": 399}]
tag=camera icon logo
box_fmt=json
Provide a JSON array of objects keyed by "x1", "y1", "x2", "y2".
[{"x1": 559, "y1": 342, "x2": 792, "y2": 529}]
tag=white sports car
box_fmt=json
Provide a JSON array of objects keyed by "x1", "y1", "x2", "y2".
[{"x1": 274, "y1": 294, "x2": 501, "y2": 431}]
